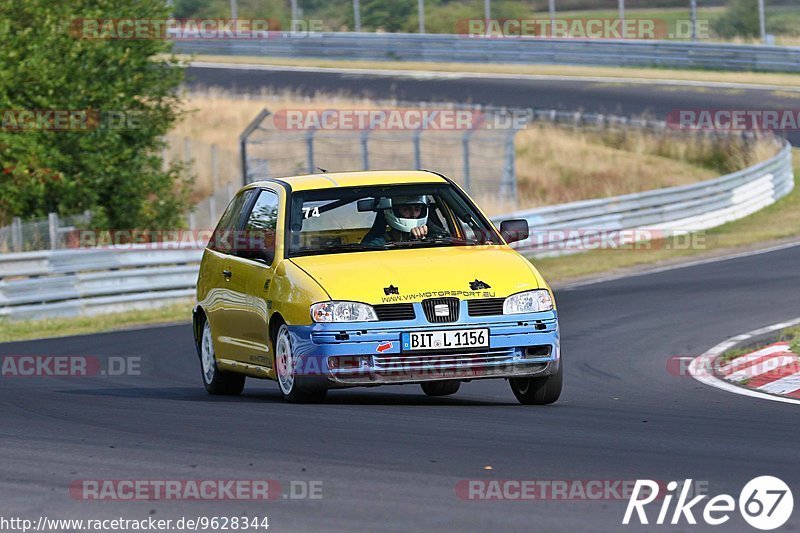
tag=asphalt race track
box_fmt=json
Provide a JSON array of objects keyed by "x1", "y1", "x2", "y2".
[
  {"x1": 185, "y1": 65, "x2": 800, "y2": 145},
  {"x1": 3, "y1": 243, "x2": 800, "y2": 531}
]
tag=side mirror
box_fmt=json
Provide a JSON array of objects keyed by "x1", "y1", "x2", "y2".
[{"x1": 499, "y1": 219, "x2": 529, "y2": 244}]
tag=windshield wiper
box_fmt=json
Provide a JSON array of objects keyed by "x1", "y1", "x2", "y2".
[
  {"x1": 381, "y1": 236, "x2": 475, "y2": 249},
  {"x1": 293, "y1": 243, "x2": 365, "y2": 255}
]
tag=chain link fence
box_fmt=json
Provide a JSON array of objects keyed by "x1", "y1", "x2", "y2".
[
  {"x1": 0, "y1": 212, "x2": 92, "y2": 253},
  {"x1": 241, "y1": 107, "x2": 521, "y2": 212},
  {"x1": 162, "y1": 135, "x2": 241, "y2": 232}
]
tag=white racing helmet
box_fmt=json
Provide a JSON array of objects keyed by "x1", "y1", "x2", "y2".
[{"x1": 385, "y1": 195, "x2": 428, "y2": 233}]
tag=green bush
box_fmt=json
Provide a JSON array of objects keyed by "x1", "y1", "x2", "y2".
[
  {"x1": 0, "y1": 0, "x2": 191, "y2": 230},
  {"x1": 712, "y1": 0, "x2": 761, "y2": 39}
]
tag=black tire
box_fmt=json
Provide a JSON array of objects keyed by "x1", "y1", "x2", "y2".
[
  {"x1": 509, "y1": 362, "x2": 562, "y2": 405},
  {"x1": 421, "y1": 380, "x2": 461, "y2": 396},
  {"x1": 274, "y1": 323, "x2": 328, "y2": 403},
  {"x1": 198, "y1": 318, "x2": 245, "y2": 396}
]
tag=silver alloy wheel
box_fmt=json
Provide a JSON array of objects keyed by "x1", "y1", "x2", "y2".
[
  {"x1": 201, "y1": 321, "x2": 216, "y2": 384},
  {"x1": 276, "y1": 325, "x2": 295, "y2": 395}
]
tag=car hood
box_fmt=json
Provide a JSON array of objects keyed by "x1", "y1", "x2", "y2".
[{"x1": 290, "y1": 246, "x2": 545, "y2": 305}]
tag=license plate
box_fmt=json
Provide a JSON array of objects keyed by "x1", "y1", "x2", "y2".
[{"x1": 402, "y1": 329, "x2": 489, "y2": 351}]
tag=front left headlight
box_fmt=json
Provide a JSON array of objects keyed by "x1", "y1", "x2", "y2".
[
  {"x1": 503, "y1": 290, "x2": 553, "y2": 314},
  {"x1": 311, "y1": 301, "x2": 378, "y2": 323}
]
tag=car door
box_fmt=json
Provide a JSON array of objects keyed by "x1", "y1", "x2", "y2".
[
  {"x1": 202, "y1": 188, "x2": 258, "y2": 363},
  {"x1": 227, "y1": 187, "x2": 281, "y2": 367}
]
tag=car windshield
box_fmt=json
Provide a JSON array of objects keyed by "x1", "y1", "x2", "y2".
[{"x1": 286, "y1": 183, "x2": 500, "y2": 257}]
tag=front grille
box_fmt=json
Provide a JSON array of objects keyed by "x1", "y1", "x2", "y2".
[
  {"x1": 467, "y1": 298, "x2": 505, "y2": 317},
  {"x1": 374, "y1": 348, "x2": 516, "y2": 371},
  {"x1": 421, "y1": 297, "x2": 459, "y2": 323},
  {"x1": 373, "y1": 303, "x2": 416, "y2": 321}
]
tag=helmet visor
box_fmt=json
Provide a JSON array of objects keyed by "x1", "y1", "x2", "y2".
[{"x1": 391, "y1": 204, "x2": 428, "y2": 220}]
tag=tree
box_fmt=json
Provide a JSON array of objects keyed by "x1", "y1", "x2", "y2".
[{"x1": 0, "y1": 0, "x2": 191, "y2": 230}]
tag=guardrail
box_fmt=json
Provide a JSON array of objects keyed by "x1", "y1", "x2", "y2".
[
  {"x1": 0, "y1": 143, "x2": 793, "y2": 321},
  {"x1": 175, "y1": 33, "x2": 800, "y2": 73},
  {"x1": 0, "y1": 246, "x2": 202, "y2": 321},
  {"x1": 493, "y1": 141, "x2": 794, "y2": 257}
]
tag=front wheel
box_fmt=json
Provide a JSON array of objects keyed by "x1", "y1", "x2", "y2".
[
  {"x1": 200, "y1": 319, "x2": 245, "y2": 395},
  {"x1": 509, "y1": 362, "x2": 562, "y2": 405},
  {"x1": 275, "y1": 324, "x2": 327, "y2": 403}
]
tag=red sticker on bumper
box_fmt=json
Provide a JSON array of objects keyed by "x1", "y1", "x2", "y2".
[{"x1": 376, "y1": 342, "x2": 393, "y2": 353}]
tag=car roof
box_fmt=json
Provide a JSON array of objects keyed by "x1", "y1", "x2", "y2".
[{"x1": 250, "y1": 170, "x2": 447, "y2": 192}]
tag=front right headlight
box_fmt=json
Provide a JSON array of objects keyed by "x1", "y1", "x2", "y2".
[
  {"x1": 503, "y1": 290, "x2": 553, "y2": 314},
  {"x1": 311, "y1": 301, "x2": 378, "y2": 323}
]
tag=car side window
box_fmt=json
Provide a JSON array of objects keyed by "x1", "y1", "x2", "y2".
[
  {"x1": 239, "y1": 189, "x2": 280, "y2": 264},
  {"x1": 209, "y1": 190, "x2": 254, "y2": 254}
]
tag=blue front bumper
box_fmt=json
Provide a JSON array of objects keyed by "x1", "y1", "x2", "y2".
[{"x1": 287, "y1": 304, "x2": 560, "y2": 388}]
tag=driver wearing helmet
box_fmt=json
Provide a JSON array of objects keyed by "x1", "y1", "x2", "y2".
[{"x1": 362, "y1": 195, "x2": 448, "y2": 246}]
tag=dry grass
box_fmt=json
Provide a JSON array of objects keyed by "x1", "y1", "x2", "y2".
[
  {"x1": 515, "y1": 125, "x2": 716, "y2": 206},
  {"x1": 169, "y1": 91, "x2": 778, "y2": 214}
]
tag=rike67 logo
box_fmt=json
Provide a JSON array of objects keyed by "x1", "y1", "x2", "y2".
[{"x1": 623, "y1": 476, "x2": 793, "y2": 530}]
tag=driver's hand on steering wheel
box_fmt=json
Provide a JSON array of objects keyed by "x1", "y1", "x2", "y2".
[{"x1": 410, "y1": 225, "x2": 428, "y2": 240}]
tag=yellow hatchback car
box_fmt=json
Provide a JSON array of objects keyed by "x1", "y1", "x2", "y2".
[{"x1": 193, "y1": 170, "x2": 561, "y2": 404}]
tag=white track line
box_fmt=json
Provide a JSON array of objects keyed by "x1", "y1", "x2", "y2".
[
  {"x1": 689, "y1": 317, "x2": 800, "y2": 405},
  {"x1": 188, "y1": 61, "x2": 800, "y2": 93}
]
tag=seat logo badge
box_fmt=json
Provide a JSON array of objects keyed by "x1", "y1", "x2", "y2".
[
  {"x1": 384, "y1": 285, "x2": 399, "y2": 295},
  {"x1": 376, "y1": 342, "x2": 393, "y2": 353},
  {"x1": 434, "y1": 304, "x2": 449, "y2": 317}
]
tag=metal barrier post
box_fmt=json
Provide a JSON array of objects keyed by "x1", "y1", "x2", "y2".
[
  {"x1": 239, "y1": 109, "x2": 272, "y2": 186},
  {"x1": 11, "y1": 217, "x2": 22, "y2": 253},
  {"x1": 211, "y1": 144, "x2": 219, "y2": 190},
  {"x1": 183, "y1": 137, "x2": 192, "y2": 166},
  {"x1": 361, "y1": 129, "x2": 371, "y2": 170},
  {"x1": 306, "y1": 128, "x2": 316, "y2": 173},
  {"x1": 413, "y1": 129, "x2": 422, "y2": 169},
  {"x1": 462, "y1": 129, "x2": 474, "y2": 193},
  {"x1": 502, "y1": 129, "x2": 518, "y2": 207},
  {"x1": 48, "y1": 213, "x2": 59, "y2": 251}
]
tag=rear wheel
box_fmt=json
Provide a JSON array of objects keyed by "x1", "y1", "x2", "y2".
[
  {"x1": 275, "y1": 324, "x2": 327, "y2": 403},
  {"x1": 509, "y1": 363, "x2": 562, "y2": 405},
  {"x1": 200, "y1": 319, "x2": 245, "y2": 395},
  {"x1": 421, "y1": 380, "x2": 461, "y2": 396}
]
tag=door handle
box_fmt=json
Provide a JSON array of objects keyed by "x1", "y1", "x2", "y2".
[{"x1": 222, "y1": 269, "x2": 232, "y2": 279}]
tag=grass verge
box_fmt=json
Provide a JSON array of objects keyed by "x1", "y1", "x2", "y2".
[
  {"x1": 181, "y1": 54, "x2": 800, "y2": 90},
  {"x1": 0, "y1": 301, "x2": 193, "y2": 344},
  {"x1": 530, "y1": 149, "x2": 800, "y2": 282}
]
